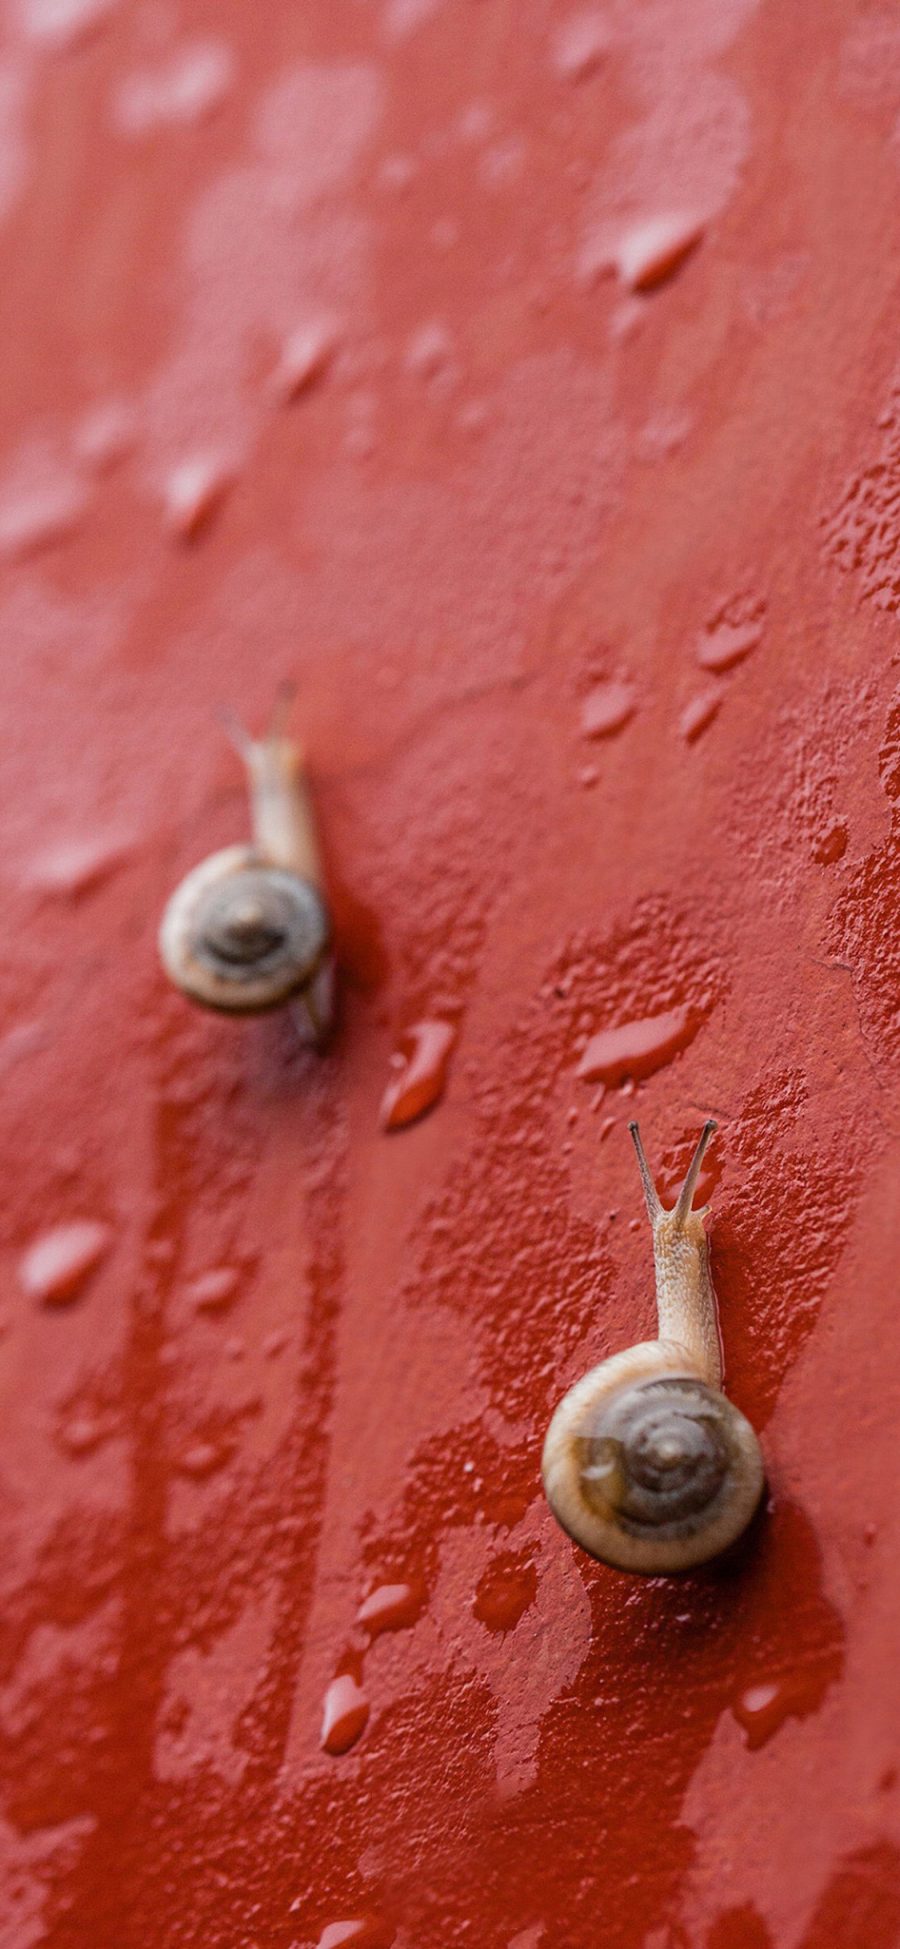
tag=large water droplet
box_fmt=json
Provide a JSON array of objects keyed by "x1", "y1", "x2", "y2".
[
  {"x1": 20, "y1": 0, "x2": 117, "y2": 52},
  {"x1": 314, "y1": 1919, "x2": 394, "y2": 1949},
  {"x1": 552, "y1": 9, "x2": 610, "y2": 81},
  {"x1": 380, "y1": 1020, "x2": 457, "y2": 1131},
  {"x1": 185, "y1": 1266, "x2": 241, "y2": 1313},
  {"x1": 583, "y1": 214, "x2": 703, "y2": 293},
  {"x1": 697, "y1": 613, "x2": 763, "y2": 672},
  {"x1": 473, "y1": 1556, "x2": 537, "y2": 1633},
  {"x1": 576, "y1": 1005, "x2": 699, "y2": 1085},
  {"x1": 269, "y1": 321, "x2": 336, "y2": 404},
  {"x1": 679, "y1": 690, "x2": 722, "y2": 744},
  {"x1": 580, "y1": 678, "x2": 636, "y2": 739},
  {"x1": 113, "y1": 40, "x2": 234, "y2": 135},
  {"x1": 25, "y1": 831, "x2": 132, "y2": 898},
  {"x1": 356, "y1": 1581, "x2": 423, "y2": 1636},
  {"x1": 732, "y1": 1669, "x2": 825, "y2": 1750},
  {"x1": 19, "y1": 1220, "x2": 111, "y2": 1307},
  {"x1": 163, "y1": 456, "x2": 232, "y2": 541},
  {"x1": 321, "y1": 1671, "x2": 370, "y2": 1756}
]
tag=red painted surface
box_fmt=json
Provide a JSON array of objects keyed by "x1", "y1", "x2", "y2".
[{"x1": 1, "y1": 3, "x2": 899, "y2": 1946}]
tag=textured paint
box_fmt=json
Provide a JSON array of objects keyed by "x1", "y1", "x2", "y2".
[{"x1": 0, "y1": 3, "x2": 898, "y2": 1948}]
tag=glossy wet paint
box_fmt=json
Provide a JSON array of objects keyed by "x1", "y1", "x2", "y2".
[{"x1": 0, "y1": 2, "x2": 899, "y2": 1945}]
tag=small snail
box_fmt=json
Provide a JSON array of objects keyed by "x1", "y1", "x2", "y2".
[
  {"x1": 542, "y1": 1120, "x2": 764, "y2": 1574},
  {"x1": 159, "y1": 691, "x2": 334, "y2": 1042}
]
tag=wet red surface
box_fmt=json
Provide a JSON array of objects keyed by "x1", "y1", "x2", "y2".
[{"x1": 0, "y1": 2, "x2": 899, "y2": 1945}]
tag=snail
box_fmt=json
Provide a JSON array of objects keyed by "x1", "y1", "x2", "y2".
[
  {"x1": 542, "y1": 1120, "x2": 764, "y2": 1574},
  {"x1": 159, "y1": 691, "x2": 334, "y2": 1042}
]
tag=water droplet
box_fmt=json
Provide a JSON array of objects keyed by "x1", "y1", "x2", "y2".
[
  {"x1": 25, "y1": 831, "x2": 132, "y2": 898},
  {"x1": 380, "y1": 1019, "x2": 457, "y2": 1132},
  {"x1": 314, "y1": 1919, "x2": 394, "y2": 1949},
  {"x1": 74, "y1": 400, "x2": 136, "y2": 473},
  {"x1": 679, "y1": 690, "x2": 722, "y2": 744},
  {"x1": 813, "y1": 821, "x2": 848, "y2": 865},
  {"x1": 20, "y1": 0, "x2": 118, "y2": 52},
  {"x1": 262, "y1": 1327, "x2": 291, "y2": 1359},
  {"x1": 58, "y1": 1411, "x2": 108, "y2": 1456},
  {"x1": 580, "y1": 678, "x2": 636, "y2": 739},
  {"x1": 473, "y1": 1556, "x2": 537, "y2": 1633},
  {"x1": 356, "y1": 1581, "x2": 423, "y2": 1636},
  {"x1": 697, "y1": 610, "x2": 763, "y2": 672},
  {"x1": 176, "y1": 1438, "x2": 229, "y2": 1480},
  {"x1": 0, "y1": 464, "x2": 86, "y2": 559},
  {"x1": 19, "y1": 1220, "x2": 111, "y2": 1307},
  {"x1": 405, "y1": 321, "x2": 454, "y2": 380},
  {"x1": 186, "y1": 1266, "x2": 241, "y2": 1313},
  {"x1": 269, "y1": 321, "x2": 336, "y2": 404},
  {"x1": 552, "y1": 9, "x2": 610, "y2": 81},
  {"x1": 163, "y1": 456, "x2": 232, "y2": 541},
  {"x1": 733, "y1": 1669, "x2": 826, "y2": 1750},
  {"x1": 576, "y1": 1004, "x2": 699, "y2": 1085},
  {"x1": 113, "y1": 40, "x2": 234, "y2": 135},
  {"x1": 583, "y1": 214, "x2": 703, "y2": 293},
  {"x1": 321, "y1": 1670, "x2": 369, "y2": 1756}
]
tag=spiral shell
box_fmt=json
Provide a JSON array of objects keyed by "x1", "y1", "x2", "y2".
[
  {"x1": 543, "y1": 1354, "x2": 764, "y2": 1573},
  {"x1": 159, "y1": 844, "x2": 330, "y2": 1016}
]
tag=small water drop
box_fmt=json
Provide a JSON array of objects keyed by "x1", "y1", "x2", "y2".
[
  {"x1": 697, "y1": 612, "x2": 763, "y2": 672},
  {"x1": 176, "y1": 1438, "x2": 228, "y2": 1479},
  {"x1": 356, "y1": 1581, "x2": 423, "y2": 1636},
  {"x1": 580, "y1": 678, "x2": 636, "y2": 739},
  {"x1": 186, "y1": 1266, "x2": 241, "y2": 1313},
  {"x1": 733, "y1": 1669, "x2": 826, "y2": 1750},
  {"x1": 315, "y1": 1919, "x2": 394, "y2": 1949},
  {"x1": 19, "y1": 1220, "x2": 111, "y2": 1307},
  {"x1": 473, "y1": 1556, "x2": 537, "y2": 1634},
  {"x1": 262, "y1": 1327, "x2": 291, "y2": 1359},
  {"x1": 812, "y1": 820, "x2": 848, "y2": 865},
  {"x1": 552, "y1": 8, "x2": 610, "y2": 81},
  {"x1": 583, "y1": 214, "x2": 703, "y2": 293},
  {"x1": 163, "y1": 456, "x2": 232, "y2": 541},
  {"x1": 679, "y1": 690, "x2": 722, "y2": 744},
  {"x1": 0, "y1": 467, "x2": 86, "y2": 559},
  {"x1": 405, "y1": 321, "x2": 454, "y2": 380},
  {"x1": 58, "y1": 1412, "x2": 107, "y2": 1456},
  {"x1": 577, "y1": 1005, "x2": 699, "y2": 1086},
  {"x1": 380, "y1": 1019, "x2": 457, "y2": 1132},
  {"x1": 113, "y1": 40, "x2": 234, "y2": 134},
  {"x1": 20, "y1": 0, "x2": 117, "y2": 52},
  {"x1": 25, "y1": 831, "x2": 132, "y2": 898},
  {"x1": 321, "y1": 1671, "x2": 369, "y2": 1756},
  {"x1": 74, "y1": 400, "x2": 136, "y2": 473},
  {"x1": 269, "y1": 321, "x2": 336, "y2": 404}
]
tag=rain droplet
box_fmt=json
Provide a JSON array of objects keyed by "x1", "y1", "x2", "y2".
[
  {"x1": 20, "y1": 0, "x2": 118, "y2": 52},
  {"x1": 314, "y1": 1919, "x2": 395, "y2": 1949},
  {"x1": 25, "y1": 831, "x2": 132, "y2": 898},
  {"x1": 380, "y1": 1019, "x2": 457, "y2": 1131},
  {"x1": 552, "y1": 9, "x2": 610, "y2": 81},
  {"x1": 19, "y1": 1220, "x2": 111, "y2": 1307},
  {"x1": 163, "y1": 455, "x2": 232, "y2": 541},
  {"x1": 732, "y1": 1669, "x2": 825, "y2": 1750},
  {"x1": 58, "y1": 1412, "x2": 108, "y2": 1456},
  {"x1": 812, "y1": 820, "x2": 848, "y2": 865},
  {"x1": 582, "y1": 213, "x2": 703, "y2": 293},
  {"x1": 185, "y1": 1266, "x2": 241, "y2": 1313},
  {"x1": 74, "y1": 400, "x2": 136, "y2": 473},
  {"x1": 113, "y1": 40, "x2": 234, "y2": 135},
  {"x1": 576, "y1": 1005, "x2": 700, "y2": 1086},
  {"x1": 269, "y1": 321, "x2": 336, "y2": 403},
  {"x1": 580, "y1": 678, "x2": 636, "y2": 739},
  {"x1": 176, "y1": 1437, "x2": 229, "y2": 1480},
  {"x1": 405, "y1": 321, "x2": 454, "y2": 380},
  {"x1": 697, "y1": 613, "x2": 763, "y2": 672},
  {"x1": 679, "y1": 690, "x2": 722, "y2": 744},
  {"x1": 356, "y1": 1581, "x2": 423, "y2": 1636},
  {"x1": 473, "y1": 1557, "x2": 537, "y2": 1633},
  {"x1": 321, "y1": 1671, "x2": 370, "y2": 1756},
  {"x1": 0, "y1": 467, "x2": 86, "y2": 559}
]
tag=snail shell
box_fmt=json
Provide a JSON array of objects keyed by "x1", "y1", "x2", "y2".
[
  {"x1": 542, "y1": 1121, "x2": 765, "y2": 1574},
  {"x1": 159, "y1": 696, "x2": 334, "y2": 1037}
]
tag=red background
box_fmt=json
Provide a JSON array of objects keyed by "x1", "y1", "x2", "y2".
[{"x1": 1, "y1": 2, "x2": 899, "y2": 1945}]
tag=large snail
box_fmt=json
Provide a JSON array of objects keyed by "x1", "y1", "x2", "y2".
[
  {"x1": 542, "y1": 1120, "x2": 764, "y2": 1574},
  {"x1": 159, "y1": 693, "x2": 334, "y2": 1042}
]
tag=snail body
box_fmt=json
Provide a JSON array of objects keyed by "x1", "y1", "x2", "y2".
[
  {"x1": 159, "y1": 697, "x2": 334, "y2": 1041},
  {"x1": 542, "y1": 1121, "x2": 764, "y2": 1574}
]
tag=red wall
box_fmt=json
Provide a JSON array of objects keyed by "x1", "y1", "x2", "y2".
[{"x1": 1, "y1": 3, "x2": 899, "y2": 1945}]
